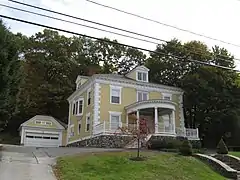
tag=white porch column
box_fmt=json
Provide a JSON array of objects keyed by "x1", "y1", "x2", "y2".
[
  {"x1": 136, "y1": 110, "x2": 140, "y2": 129},
  {"x1": 154, "y1": 107, "x2": 158, "y2": 133},
  {"x1": 126, "y1": 113, "x2": 128, "y2": 127},
  {"x1": 172, "y1": 110, "x2": 176, "y2": 134}
]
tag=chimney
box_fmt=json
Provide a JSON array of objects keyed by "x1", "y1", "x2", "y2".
[{"x1": 87, "y1": 65, "x2": 101, "y2": 76}]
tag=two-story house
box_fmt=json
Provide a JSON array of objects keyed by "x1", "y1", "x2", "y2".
[{"x1": 66, "y1": 65, "x2": 199, "y2": 148}]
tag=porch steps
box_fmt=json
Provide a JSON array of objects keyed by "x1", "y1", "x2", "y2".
[{"x1": 124, "y1": 134, "x2": 152, "y2": 149}]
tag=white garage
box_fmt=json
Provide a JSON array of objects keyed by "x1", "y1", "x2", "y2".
[{"x1": 19, "y1": 115, "x2": 67, "y2": 147}]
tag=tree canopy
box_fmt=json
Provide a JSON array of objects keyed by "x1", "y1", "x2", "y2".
[{"x1": 1, "y1": 19, "x2": 240, "y2": 147}]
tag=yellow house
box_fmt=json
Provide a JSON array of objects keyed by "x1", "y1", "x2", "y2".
[{"x1": 66, "y1": 65, "x2": 199, "y2": 148}]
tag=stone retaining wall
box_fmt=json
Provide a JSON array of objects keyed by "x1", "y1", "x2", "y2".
[
  {"x1": 67, "y1": 135, "x2": 134, "y2": 148},
  {"x1": 194, "y1": 154, "x2": 237, "y2": 179}
]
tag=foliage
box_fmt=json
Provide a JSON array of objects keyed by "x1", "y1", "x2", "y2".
[
  {"x1": 179, "y1": 139, "x2": 193, "y2": 156},
  {"x1": 1, "y1": 17, "x2": 240, "y2": 150},
  {"x1": 116, "y1": 114, "x2": 150, "y2": 158},
  {"x1": 146, "y1": 39, "x2": 240, "y2": 147},
  {"x1": 55, "y1": 151, "x2": 225, "y2": 180},
  {"x1": 148, "y1": 138, "x2": 181, "y2": 150},
  {"x1": 217, "y1": 138, "x2": 228, "y2": 154}
]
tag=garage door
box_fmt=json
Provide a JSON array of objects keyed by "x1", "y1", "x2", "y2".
[{"x1": 24, "y1": 132, "x2": 61, "y2": 147}]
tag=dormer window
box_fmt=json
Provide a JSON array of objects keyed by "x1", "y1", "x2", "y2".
[{"x1": 137, "y1": 71, "x2": 148, "y2": 82}]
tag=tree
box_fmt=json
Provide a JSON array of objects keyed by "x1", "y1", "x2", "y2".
[
  {"x1": 115, "y1": 114, "x2": 150, "y2": 160},
  {"x1": 0, "y1": 20, "x2": 23, "y2": 132},
  {"x1": 217, "y1": 137, "x2": 228, "y2": 154},
  {"x1": 146, "y1": 38, "x2": 240, "y2": 147}
]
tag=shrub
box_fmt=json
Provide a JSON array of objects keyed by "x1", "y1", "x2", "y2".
[
  {"x1": 217, "y1": 138, "x2": 228, "y2": 154},
  {"x1": 148, "y1": 138, "x2": 181, "y2": 150},
  {"x1": 179, "y1": 139, "x2": 193, "y2": 156}
]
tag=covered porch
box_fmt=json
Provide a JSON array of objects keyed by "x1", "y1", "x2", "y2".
[
  {"x1": 92, "y1": 99, "x2": 199, "y2": 140},
  {"x1": 125, "y1": 99, "x2": 176, "y2": 135}
]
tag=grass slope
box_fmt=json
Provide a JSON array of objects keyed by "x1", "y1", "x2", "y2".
[
  {"x1": 54, "y1": 151, "x2": 225, "y2": 180},
  {"x1": 229, "y1": 151, "x2": 240, "y2": 158}
]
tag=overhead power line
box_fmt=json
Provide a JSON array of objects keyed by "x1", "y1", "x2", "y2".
[
  {"x1": 0, "y1": 4, "x2": 159, "y2": 45},
  {"x1": 6, "y1": 1, "x2": 240, "y2": 64},
  {"x1": 85, "y1": 0, "x2": 240, "y2": 48},
  {"x1": 0, "y1": 14, "x2": 239, "y2": 73}
]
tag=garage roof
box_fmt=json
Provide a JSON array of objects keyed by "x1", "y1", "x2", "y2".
[{"x1": 20, "y1": 115, "x2": 67, "y2": 130}]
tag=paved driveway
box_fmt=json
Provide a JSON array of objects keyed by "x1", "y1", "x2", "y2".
[{"x1": 0, "y1": 145, "x2": 123, "y2": 180}]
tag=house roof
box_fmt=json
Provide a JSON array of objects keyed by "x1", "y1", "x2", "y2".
[
  {"x1": 91, "y1": 73, "x2": 183, "y2": 92},
  {"x1": 19, "y1": 115, "x2": 67, "y2": 130}
]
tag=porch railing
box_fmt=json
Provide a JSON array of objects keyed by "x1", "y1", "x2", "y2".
[
  {"x1": 93, "y1": 122, "x2": 199, "y2": 139},
  {"x1": 158, "y1": 124, "x2": 175, "y2": 134},
  {"x1": 176, "y1": 127, "x2": 199, "y2": 140}
]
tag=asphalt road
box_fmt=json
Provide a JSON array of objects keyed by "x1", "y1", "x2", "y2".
[{"x1": 0, "y1": 145, "x2": 123, "y2": 180}]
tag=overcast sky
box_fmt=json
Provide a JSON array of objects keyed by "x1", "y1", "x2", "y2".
[{"x1": 1, "y1": 0, "x2": 240, "y2": 70}]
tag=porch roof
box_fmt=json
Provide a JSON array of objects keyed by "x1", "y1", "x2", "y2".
[{"x1": 124, "y1": 99, "x2": 177, "y2": 113}]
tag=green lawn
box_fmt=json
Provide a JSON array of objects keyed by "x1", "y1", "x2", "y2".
[
  {"x1": 54, "y1": 151, "x2": 225, "y2": 180},
  {"x1": 229, "y1": 151, "x2": 240, "y2": 158}
]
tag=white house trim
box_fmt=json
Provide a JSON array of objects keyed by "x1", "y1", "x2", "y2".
[
  {"x1": 96, "y1": 79, "x2": 183, "y2": 95},
  {"x1": 125, "y1": 99, "x2": 176, "y2": 114},
  {"x1": 93, "y1": 82, "x2": 101, "y2": 127},
  {"x1": 20, "y1": 115, "x2": 65, "y2": 130}
]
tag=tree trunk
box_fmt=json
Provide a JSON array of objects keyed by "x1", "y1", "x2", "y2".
[{"x1": 137, "y1": 138, "x2": 140, "y2": 158}]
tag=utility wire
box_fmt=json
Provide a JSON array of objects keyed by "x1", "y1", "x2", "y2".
[
  {"x1": 0, "y1": 14, "x2": 239, "y2": 73},
  {"x1": 85, "y1": 0, "x2": 240, "y2": 48},
  {"x1": 0, "y1": 4, "x2": 159, "y2": 45},
  {"x1": 8, "y1": 0, "x2": 240, "y2": 63}
]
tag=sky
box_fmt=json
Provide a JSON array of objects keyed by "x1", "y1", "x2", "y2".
[{"x1": 1, "y1": 0, "x2": 240, "y2": 70}]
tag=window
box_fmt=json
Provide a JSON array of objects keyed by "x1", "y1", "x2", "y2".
[
  {"x1": 45, "y1": 122, "x2": 52, "y2": 125},
  {"x1": 35, "y1": 120, "x2": 41, "y2": 124},
  {"x1": 110, "y1": 86, "x2": 121, "y2": 104},
  {"x1": 78, "y1": 121, "x2": 81, "y2": 134},
  {"x1": 72, "y1": 98, "x2": 84, "y2": 115},
  {"x1": 162, "y1": 93, "x2": 172, "y2": 101},
  {"x1": 86, "y1": 114, "x2": 90, "y2": 131},
  {"x1": 137, "y1": 91, "x2": 148, "y2": 101},
  {"x1": 78, "y1": 100, "x2": 83, "y2": 115},
  {"x1": 35, "y1": 120, "x2": 52, "y2": 126},
  {"x1": 109, "y1": 112, "x2": 122, "y2": 130},
  {"x1": 87, "y1": 89, "x2": 91, "y2": 105},
  {"x1": 72, "y1": 103, "x2": 76, "y2": 115},
  {"x1": 137, "y1": 71, "x2": 147, "y2": 82}
]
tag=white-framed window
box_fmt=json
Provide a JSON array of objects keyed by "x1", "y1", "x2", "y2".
[
  {"x1": 109, "y1": 111, "x2": 122, "y2": 130},
  {"x1": 136, "y1": 71, "x2": 148, "y2": 82},
  {"x1": 110, "y1": 86, "x2": 122, "y2": 104},
  {"x1": 86, "y1": 113, "x2": 90, "y2": 131},
  {"x1": 78, "y1": 121, "x2": 81, "y2": 134},
  {"x1": 72, "y1": 98, "x2": 84, "y2": 116},
  {"x1": 137, "y1": 91, "x2": 149, "y2": 101},
  {"x1": 35, "y1": 120, "x2": 52, "y2": 126},
  {"x1": 87, "y1": 88, "x2": 91, "y2": 105},
  {"x1": 162, "y1": 93, "x2": 172, "y2": 100}
]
